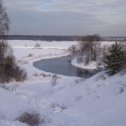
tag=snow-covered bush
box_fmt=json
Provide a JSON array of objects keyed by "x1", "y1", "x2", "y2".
[{"x1": 51, "y1": 103, "x2": 67, "y2": 112}]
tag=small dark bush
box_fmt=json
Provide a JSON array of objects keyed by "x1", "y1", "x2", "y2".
[
  {"x1": 51, "y1": 74, "x2": 58, "y2": 86},
  {"x1": 13, "y1": 66, "x2": 27, "y2": 82},
  {"x1": 34, "y1": 43, "x2": 41, "y2": 48},
  {"x1": 28, "y1": 54, "x2": 33, "y2": 57},
  {"x1": 17, "y1": 112, "x2": 44, "y2": 126}
]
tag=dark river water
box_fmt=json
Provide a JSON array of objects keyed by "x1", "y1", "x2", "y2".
[{"x1": 33, "y1": 55, "x2": 97, "y2": 78}]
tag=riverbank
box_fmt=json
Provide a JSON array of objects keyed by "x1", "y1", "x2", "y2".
[
  {"x1": 72, "y1": 58, "x2": 97, "y2": 70},
  {"x1": 8, "y1": 40, "x2": 78, "y2": 82},
  {"x1": 71, "y1": 41, "x2": 115, "y2": 70}
]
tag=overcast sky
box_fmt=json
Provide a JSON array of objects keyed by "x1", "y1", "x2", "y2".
[{"x1": 4, "y1": 0, "x2": 126, "y2": 36}]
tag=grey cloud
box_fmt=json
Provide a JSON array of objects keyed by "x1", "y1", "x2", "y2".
[
  {"x1": 4, "y1": 0, "x2": 126, "y2": 35},
  {"x1": 8, "y1": 10, "x2": 104, "y2": 35}
]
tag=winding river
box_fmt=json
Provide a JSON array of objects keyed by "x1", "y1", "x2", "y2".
[{"x1": 33, "y1": 55, "x2": 97, "y2": 78}]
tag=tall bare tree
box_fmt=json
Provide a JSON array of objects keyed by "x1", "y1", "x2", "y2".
[
  {"x1": 0, "y1": 0, "x2": 9, "y2": 36},
  {"x1": 79, "y1": 34, "x2": 101, "y2": 64},
  {"x1": 0, "y1": 0, "x2": 27, "y2": 83}
]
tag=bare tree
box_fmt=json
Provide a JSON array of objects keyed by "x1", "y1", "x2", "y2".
[
  {"x1": 0, "y1": 0, "x2": 9, "y2": 82},
  {"x1": 78, "y1": 34, "x2": 101, "y2": 64},
  {"x1": 0, "y1": 0, "x2": 9, "y2": 36},
  {"x1": 68, "y1": 45, "x2": 78, "y2": 56},
  {"x1": 0, "y1": 0, "x2": 27, "y2": 83}
]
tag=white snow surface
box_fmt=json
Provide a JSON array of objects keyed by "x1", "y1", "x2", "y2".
[
  {"x1": 0, "y1": 40, "x2": 126, "y2": 126},
  {"x1": 72, "y1": 59, "x2": 97, "y2": 70}
]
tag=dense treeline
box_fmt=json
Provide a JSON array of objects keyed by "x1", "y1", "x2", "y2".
[{"x1": 0, "y1": 35, "x2": 126, "y2": 41}]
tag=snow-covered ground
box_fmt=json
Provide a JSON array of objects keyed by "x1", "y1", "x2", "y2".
[
  {"x1": 0, "y1": 40, "x2": 126, "y2": 126},
  {"x1": 72, "y1": 59, "x2": 97, "y2": 70}
]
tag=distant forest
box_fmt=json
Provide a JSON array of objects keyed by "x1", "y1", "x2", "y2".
[{"x1": 0, "y1": 35, "x2": 126, "y2": 41}]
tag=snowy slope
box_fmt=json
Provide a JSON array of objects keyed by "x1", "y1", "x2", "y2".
[{"x1": 0, "y1": 40, "x2": 126, "y2": 126}]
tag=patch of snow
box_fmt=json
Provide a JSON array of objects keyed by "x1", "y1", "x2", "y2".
[{"x1": 72, "y1": 58, "x2": 97, "y2": 70}]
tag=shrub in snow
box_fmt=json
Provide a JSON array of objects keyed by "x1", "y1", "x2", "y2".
[
  {"x1": 0, "y1": 42, "x2": 27, "y2": 83},
  {"x1": 13, "y1": 65, "x2": 27, "y2": 82},
  {"x1": 17, "y1": 112, "x2": 44, "y2": 126},
  {"x1": 28, "y1": 54, "x2": 33, "y2": 57},
  {"x1": 105, "y1": 42, "x2": 125, "y2": 75},
  {"x1": 51, "y1": 74, "x2": 58, "y2": 86},
  {"x1": 40, "y1": 73, "x2": 51, "y2": 77},
  {"x1": 34, "y1": 43, "x2": 41, "y2": 48},
  {"x1": 51, "y1": 103, "x2": 67, "y2": 113}
]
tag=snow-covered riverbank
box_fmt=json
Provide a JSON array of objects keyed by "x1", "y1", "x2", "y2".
[
  {"x1": 72, "y1": 58, "x2": 97, "y2": 70},
  {"x1": 71, "y1": 41, "x2": 115, "y2": 70},
  {"x1": 0, "y1": 40, "x2": 126, "y2": 126},
  {"x1": 8, "y1": 40, "x2": 78, "y2": 81}
]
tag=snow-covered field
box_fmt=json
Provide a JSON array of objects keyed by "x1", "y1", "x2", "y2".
[{"x1": 0, "y1": 40, "x2": 126, "y2": 126}]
